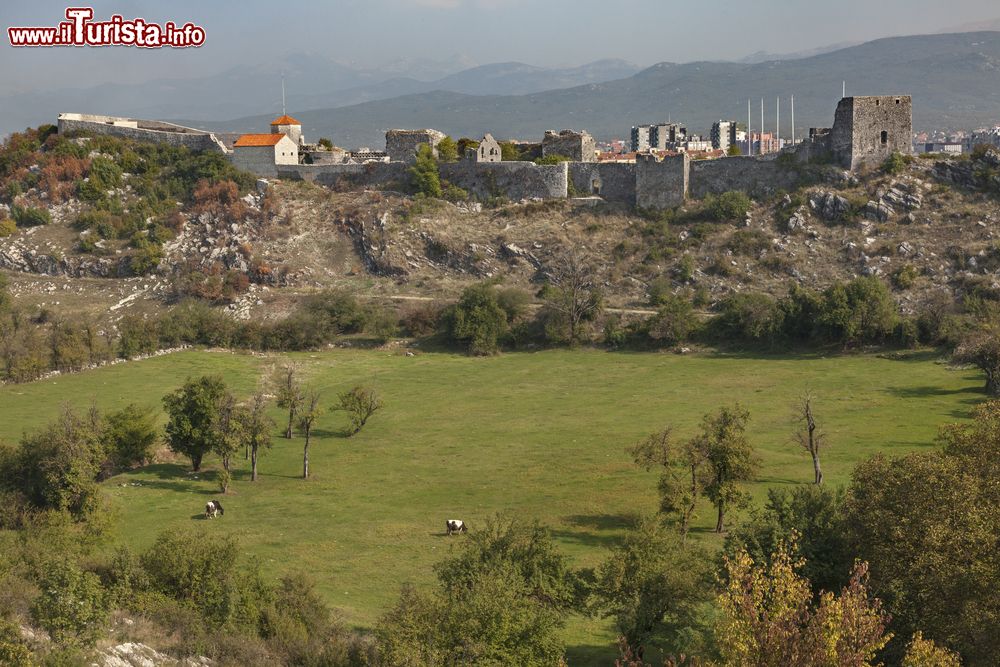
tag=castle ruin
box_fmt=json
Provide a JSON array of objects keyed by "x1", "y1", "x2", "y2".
[{"x1": 56, "y1": 94, "x2": 911, "y2": 210}]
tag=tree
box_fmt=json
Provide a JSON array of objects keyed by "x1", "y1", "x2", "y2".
[
  {"x1": 409, "y1": 143, "x2": 442, "y2": 198},
  {"x1": 952, "y1": 327, "x2": 1000, "y2": 395},
  {"x1": 436, "y1": 136, "x2": 459, "y2": 163},
  {"x1": 694, "y1": 404, "x2": 757, "y2": 533},
  {"x1": 9, "y1": 406, "x2": 105, "y2": 520},
  {"x1": 103, "y1": 403, "x2": 158, "y2": 471},
  {"x1": 793, "y1": 392, "x2": 825, "y2": 484},
  {"x1": 541, "y1": 247, "x2": 603, "y2": 344},
  {"x1": 902, "y1": 632, "x2": 961, "y2": 667},
  {"x1": 297, "y1": 389, "x2": 322, "y2": 479},
  {"x1": 627, "y1": 428, "x2": 706, "y2": 541},
  {"x1": 162, "y1": 375, "x2": 227, "y2": 472},
  {"x1": 377, "y1": 515, "x2": 574, "y2": 666},
  {"x1": 317, "y1": 137, "x2": 333, "y2": 150},
  {"x1": 818, "y1": 277, "x2": 898, "y2": 347},
  {"x1": 273, "y1": 364, "x2": 304, "y2": 438},
  {"x1": 727, "y1": 144, "x2": 743, "y2": 157},
  {"x1": 335, "y1": 385, "x2": 383, "y2": 436},
  {"x1": 715, "y1": 542, "x2": 890, "y2": 667},
  {"x1": 843, "y1": 400, "x2": 1000, "y2": 663},
  {"x1": 724, "y1": 485, "x2": 852, "y2": 598},
  {"x1": 591, "y1": 517, "x2": 710, "y2": 660},
  {"x1": 499, "y1": 141, "x2": 521, "y2": 161},
  {"x1": 213, "y1": 391, "x2": 243, "y2": 493},
  {"x1": 449, "y1": 282, "x2": 508, "y2": 355},
  {"x1": 241, "y1": 392, "x2": 274, "y2": 482}
]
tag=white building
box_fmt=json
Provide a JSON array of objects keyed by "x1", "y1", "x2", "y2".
[
  {"x1": 231, "y1": 133, "x2": 298, "y2": 176},
  {"x1": 271, "y1": 114, "x2": 304, "y2": 146}
]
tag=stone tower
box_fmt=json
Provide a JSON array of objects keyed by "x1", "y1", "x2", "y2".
[
  {"x1": 830, "y1": 96, "x2": 912, "y2": 170},
  {"x1": 271, "y1": 114, "x2": 304, "y2": 146}
]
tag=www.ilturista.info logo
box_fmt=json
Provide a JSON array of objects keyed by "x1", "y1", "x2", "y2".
[{"x1": 8, "y1": 7, "x2": 205, "y2": 48}]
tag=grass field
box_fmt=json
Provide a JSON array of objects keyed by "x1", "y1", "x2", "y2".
[{"x1": 0, "y1": 347, "x2": 984, "y2": 663}]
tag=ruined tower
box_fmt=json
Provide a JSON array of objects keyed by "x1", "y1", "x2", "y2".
[{"x1": 829, "y1": 96, "x2": 912, "y2": 170}]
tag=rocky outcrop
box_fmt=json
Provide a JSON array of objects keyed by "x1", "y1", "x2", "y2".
[
  {"x1": 92, "y1": 642, "x2": 213, "y2": 667},
  {"x1": 809, "y1": 191, "x2": 850, "y2": 222}
]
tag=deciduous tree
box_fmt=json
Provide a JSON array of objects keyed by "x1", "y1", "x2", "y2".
[
  {"x1": 162, "y1": 375, "x2": 227, "y2": 472},
  {"x1": 694, "y1": 404, "x2": 757, "y2": 533},
  {"x1": 335, "y1": 385, "x2": 383, "y2": 436},
  {"x1": 794, "y1": 392, "x2": 825, "y2": 484},
  {"x1": 273, "y1": 364, "x2": 303, "y2": 439},
  {"x1": 297, "y1": 389, "x2": 322, "y2": 479}
]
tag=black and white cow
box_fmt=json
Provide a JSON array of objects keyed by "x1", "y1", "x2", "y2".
[
  {"x1": 205, "y1": 500, "x2": 225, "y2": 518},
  {"x1": 445, "y1": 519, "x2": 467, "y2": 536}
]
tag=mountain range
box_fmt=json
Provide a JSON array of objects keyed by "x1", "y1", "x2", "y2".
[
  {"x1": 4, "y1": 30, "x2": 1000, "y2": 146},
  {"x1": 182, "y1": 31, "x2": 1000, "y2": 148}
]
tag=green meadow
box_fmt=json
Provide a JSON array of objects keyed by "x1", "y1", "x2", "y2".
[{"x1": 0, "y1": 348, "x2": 983, "y2": 661}]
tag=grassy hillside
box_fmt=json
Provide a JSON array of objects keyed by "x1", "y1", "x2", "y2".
[
  {"x1": 194, "y1": 31, "x2": 1000, "y2": 146},
  {"x1": 0, "y1": 347, "x2": 983, "y2": 661}
]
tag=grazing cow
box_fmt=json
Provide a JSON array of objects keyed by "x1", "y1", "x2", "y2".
[
  {"x1": 205, "y1": 500, "x2": 225, "y2": 518},
  {"x1": 445, "y1": 519, "x2": 467, "y2": 536}
]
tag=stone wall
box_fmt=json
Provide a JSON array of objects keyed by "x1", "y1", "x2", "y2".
[
  {"x1": 233, "y1": 147, "x2": 283, "y2": 178},
  {"x1": 542, "y1": 130, "x2": 596, "y2": 162},
  {"x1": 689, "y1": 154, "x2": 803, "y2": 199},
  {"x1": 568, "y1": 162, "x2": 636, "y2": 204},
  {"x1": 440, "y1": 161, "x2": 567, "y2": 201},
  {"x1": 277, "y1": 163, "x2": 411, "y2": 190},
  {"x1": 635, "y1": 153, "x2": 689, "y2": 209},
  {"x1": 57, "y1": 113, "x2": 227, "y2": 153},
  {"x1": 385, "y1": 129, "x2": 446, "y2": 163},
  {"x1": 276, "y1": 161, "x2": 567, "y2": 200}
]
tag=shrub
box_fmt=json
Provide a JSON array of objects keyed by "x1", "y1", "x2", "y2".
[
  {"x1": 882, "y1": 151, "x2": 908, "y2": 175},
  {"x1": 11, "y1": 205, "x2": 50, "y2": 227},
  {"x1": 706, "y1": 191, "x2": 752, "y2": 221},
  {"x1": 436, "y1": 136, "x2": 458, "y2": 163},
  {"x1": 31, "y1": 560, "x2": 109, "y2": 647},
  {"x1": 0, "y1": 218, "x2": 16, "y2": 237},
  {"x1": 891, "y1": 264, "x2": 919, "y2": 290},
  {"x1": 400, "y1": 302, "x2": 445, "y2": 337},
  {"x1": 817, "y1": 277, "x2": 898, "y2": 346},
  {"x1": 726, "y1": 229, "x2": 770, "y2": 256},
  {"x1": 448, "y1": 283, "x2": 508, "y2": 355},
  {"x1": 714, "y1": 292, "x2": 785, "y2": 344},
  {"x1": 643, "y1": 295, "x2": 698, "y2": 346},
  {"x1": 103, "y1": 404, "x2": 158, "y2": 470}
]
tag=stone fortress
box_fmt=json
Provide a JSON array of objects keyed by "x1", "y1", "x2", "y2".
[{"x1": 57, "y1": 95, "x2": 911, "y2": 210}]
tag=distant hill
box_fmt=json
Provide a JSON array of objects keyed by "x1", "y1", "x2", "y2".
[
  {"x1": 185, "y1": 31, "x2": 1000, "y2": 148},
  {"x1": 0, "y1": 53, "x2": 638, "y2": 136}
]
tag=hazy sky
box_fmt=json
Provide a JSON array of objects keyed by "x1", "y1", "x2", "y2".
[{"x1": 1, "y1": 0, "x2": 998, "y2": 91}]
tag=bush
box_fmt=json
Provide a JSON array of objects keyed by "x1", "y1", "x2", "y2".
[
  {"x1": 11, "y1": 205, "x2": 51, "y2": 227},
  {"x1": 714, "y1": 292, "x2": 785, "y2": 345},
  {"x1": 31, "y1": 560, "x2": 108, "y2": 647},
  {"x1": 643, "y1": 295, "x2": 698, "y2": 346},
  {"x1": 817, "y1": 277, "x2": 898, "y2": 346},
  {"x1": 892, "y1": 264, "x2": 919, "y2": 290},
  {"x1": 448, "y1": 283, "x2": 508, "y2": 355},
  {"x1": 883, "y1": 151, "x2": 908, "y2": 175},
  {"x1": 103, "y1": 404, "x2": 158, "y2": 470},
  {"x1": 726, "y1": 229, "x2": 770, "y2": 256},
  {"x1": 706, "y1": 191, "x2": 752, "y2": 221},
  {"x1": 0, "y1": 218, "x2": 16, "y2": 237}
]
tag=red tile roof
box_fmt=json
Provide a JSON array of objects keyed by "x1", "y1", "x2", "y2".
[
  {"x1": 234, "y1": 133, "x2": 285, "y2": 147},
  {"x1": 270, "y1": 115, "x2": 301, "y2": 126}
]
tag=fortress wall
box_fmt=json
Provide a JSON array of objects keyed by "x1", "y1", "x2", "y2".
[
  {"x1": 57, "y1": 114, "x2": 227, "y2": 153},
  {"x1": 568, "y1": 162, "x2": 636, "y2": 204},
  {"x1": 439, "y1": 161, "x2": 567, "y2": 201},
  {"x1": 688, "y1": 155, "x2": 801, "y2": 199},
  {"x1": 277, "y1": 163, "x2": 411, "y2": 189},
  {"x1": 635, "y1": 154, "x2": 689, "y2": 210}
]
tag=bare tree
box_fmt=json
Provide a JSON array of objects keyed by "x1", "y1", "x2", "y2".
[
  {"x1": 297, "y1": 388, "x2": 322, "y2": 479},
  {"x1": 273, "y1": 364, "x2": 304, "y2": 439},
  {"x1": 542, "y1": 247, "x2": 603, "y2": 344},
  {"x1": 794, "y1": 392, "x2": 825, "y2": 485}
]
